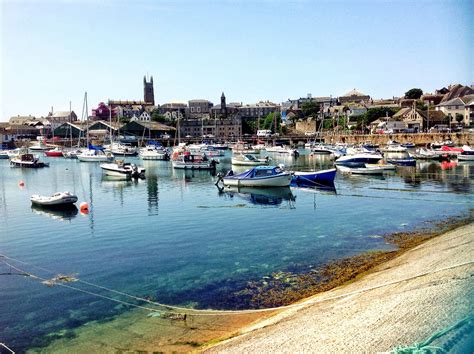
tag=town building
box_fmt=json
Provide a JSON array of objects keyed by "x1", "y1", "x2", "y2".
[
  {"x1": 238, "y1": 101, "x2": 279, "y2": 121},
  {"x1": 338, "y1": 89, "x2": 371, "y2": 105},
  {"x1": 120, "y1": 120, "x2": 175, "y2": 139},
  {"x1": 210, "y1": 93, "x2": 240, "y2": 118},
  {"x1": 188, "y1": 99, "x2": 213, "y2": 119},
  {"x1": 435, "y1": 96, "x2": 472, "y2": 126},
  {"x1": 143, "y1": 75, "x2": 155, "y2": 105},
  {"x1": 158, "y1": 102, "x2": 187, "y2": 120},
  {"x1": 392, "y1": 104, "x2": 446, "y2": 131},
  {"x1": 179, "y1": 117, "x2": 242, "y2": 139}
]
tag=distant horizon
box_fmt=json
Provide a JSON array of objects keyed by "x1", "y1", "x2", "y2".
[{"x1": 1, "y1": 0, "x2": 472, "y2": 121}]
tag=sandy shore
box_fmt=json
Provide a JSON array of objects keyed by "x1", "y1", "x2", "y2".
[{"x1": 205, "y1": 223, "x2": 474, "y2": 352}]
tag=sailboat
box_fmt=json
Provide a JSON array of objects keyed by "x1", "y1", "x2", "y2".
[
  {"x1": 63, "y1": 101, "x2": 83, "y2": 159},
  {"x1": 77, "y1": 92, "x2": 114, "y2": 162}
]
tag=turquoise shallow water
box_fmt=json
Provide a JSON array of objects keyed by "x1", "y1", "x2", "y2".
[{"x1": 0, "y1": 151, "x2": 473, "y2": 351}]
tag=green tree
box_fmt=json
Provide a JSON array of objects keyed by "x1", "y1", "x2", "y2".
[
  {"x1": 455, "y1": 113, "x2": 464, "y2": 125},
  {"x1": 261, "y1": 112, "x2": 283, "y2": 133},
  {"x1": 151, "y1": 111, "x2": 168, "y2": 124},
  {"x1": 301, "y1": 100, "x2": 320, "y2": 117},
  {"x1": 404, "y1": 88, "x2": 423, "y2": 99}
]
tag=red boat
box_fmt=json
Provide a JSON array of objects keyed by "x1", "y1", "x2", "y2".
[{"x1": 44, "y1": 147, "x2": 64, "y2": 157}]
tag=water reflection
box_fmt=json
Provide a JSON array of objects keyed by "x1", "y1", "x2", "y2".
[
  {"x1": 218, "y1": 186, "x2": 296, "y2": 207},
  {"x1": 146, "y1": 174, "x2": 159, "y2": 215},
  {"x1": 31, "y1": 204, "x2": 78, "y2": 221}
]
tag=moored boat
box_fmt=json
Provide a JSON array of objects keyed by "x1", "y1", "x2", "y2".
[
  {"x1": 232, "y1": 154, "x2": 269, "y2": 166},
  {"x1": 291, "y1": 168, "x2": 336, "y2": 187},
  {"x1": 172, "y1": 152, "x2": 218, "y2": 170},
  {"x1": 336, "y1": 165, "x2": 385, "y2": 175},
  {"x1": 139, "y1": 145, "x2": 170, "y2": 160},
  {"x1": 100, "y1": 160, "x2": 146, "y2": 179},
  {"x1": 44, "y1": 147, "x2": 64, "y2": 157},
  {"x1": 335, "y1": 152, "x2": 383, "y2": 167},
  {"x1": 77, "y1": 146, "x2": 114, "y2": 162},
  {"x1": 386, "y1": 157, "x2": 416, "y2": 166},
  {"x1": 30, "y1": 191, "x2": 78, "y2": 207},
  {"x1": 457, "y1": 145, "x2": 474, "y2": 161},
  {"x1": 10, "y1": 153, "x2": 49, "y2": 168},
  {"x1": 219, "y1": 166, "x2": 291, "y2": 187}
]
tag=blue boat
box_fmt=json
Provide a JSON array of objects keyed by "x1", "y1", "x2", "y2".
[
  {"x1": 220, "y1": 166, "x2": 292, "y2": 187},
  {"x1": 291, "y1": 168, "x2": 337, "y2": 187},
  {"x1": 401, "y1": 142, "x2": 416, "y2": 148}
]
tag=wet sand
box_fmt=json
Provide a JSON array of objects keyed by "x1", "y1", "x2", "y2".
[{"x1": 205, "y1": 222, "x2": 474, "y2": 352}]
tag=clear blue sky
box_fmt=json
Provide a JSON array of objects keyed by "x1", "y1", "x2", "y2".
[{"x1": 1, "y1": 0, "x2": 472, "y2": 121}]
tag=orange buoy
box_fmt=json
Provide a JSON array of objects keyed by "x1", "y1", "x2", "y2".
[
  {"x1": 79, "y1": 202, "x2": 89, "y2": 214},
  {"x1": 19, "y1": 180, "x2": 25, "y2": 187}
]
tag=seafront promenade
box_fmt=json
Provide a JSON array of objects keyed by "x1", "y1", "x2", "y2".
[{"x1": 205, "y1": 222, "x2": 474, "y2": 353}]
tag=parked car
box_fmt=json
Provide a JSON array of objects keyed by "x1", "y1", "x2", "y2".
[
  {"x1": 161, "y1": 133, "x2": 171, "y2": 139},
  {"x1": 429, "y1": 125, "x2": 451, "y2": 133},
  {"x1": 304, "y1": 131, "x2": 316, "y2": 136},
  {"x1": 185, "y1": 135, "x2": 192, "y2": 138}
]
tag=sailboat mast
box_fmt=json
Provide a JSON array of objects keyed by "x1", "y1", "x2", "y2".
[
  {"x1": 109, "y1": 99, "x2": 113, "y2": 144},
  {"x1": 69, "y1": 100, "x2": 73, "y2": 148},
  {"x1": 85, "y1": 92, "x2": 89, "y2": 148}
]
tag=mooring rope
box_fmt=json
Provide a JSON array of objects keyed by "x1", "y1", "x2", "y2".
[{"x1": 1, "y1": 247, "x2": 473, "y2": 316}]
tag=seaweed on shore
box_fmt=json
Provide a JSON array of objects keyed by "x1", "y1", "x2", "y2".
[{"x1": 229, "y1": 212, "x2": 473, "y2": 309}]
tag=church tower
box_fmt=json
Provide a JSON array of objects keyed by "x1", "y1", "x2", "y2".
[
  {"x1": 144, "y1": 75, "x2": 155, "y2": 105},
  {"x1": 220, "y1": 92, "x2": 227, "y2": 118}
]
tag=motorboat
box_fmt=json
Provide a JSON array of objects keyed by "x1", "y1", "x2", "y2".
[
  {"x1": 266, "y1": 145, "x2": 299, "y2": 157},
  {"x1": 202, "y1": 146, "x2": 225, "y2": 157},
  {"x1": 458, "y1": 145, "x2": 474, "y2": 161},
  {"x1": 100, "y1": 160, "x2": 146, "y2": 179},
  {"x1": 29, "y1": 140, "x2": 51, "y2": 152},
  {"x1": 219, "y1": 166, "x2": 292, "y2": 187},
  {"x1": 401, "y1": 142, "x2": 416, "y2": 149},
  {"x1": 0, "y1": 150, "x2": 10, "y2": 159},
  {"x1": 10, "y1": 153, "x2": 49, "y2": 168},
  {"x1": 231, "y1": 142, "x2": 260, "y2": 154},
  {"x1": 411, "y1": 148, "x2": 446, "y2": 160},
  {"x1": 381, "y1": 141, "x2": 407, "y2": 153},
  {"x1": 172, "y1": 152, "x2": 218, "y2": 170},
  {"x1": 77, "y1": 148, "x2": 114, "y2": 162},
  {"x1": 385, "y1": 157, "x2": 416, "y2": 166},
  {"x1": 336, "y1": 165, "x2": 385, "y2": 175},
  {"x1": 334, "y1": 152, "x2": 383, "y2": 167},
  {"x1": 290, "y1": 168, "x2": 337, "y2": 187},
  {"x1": 364, "y1": 162, "x2": 397, "y2": 171},
  {"x1": 62, "y1": 148, "x2": 83, "y2": 159},
  {"x1": 139, "y1": 145, "x2": 170, "y2": 160},
  {"x1": 231, "y1": 154, "x2": 269, "y2": 166},
  {"x1": 310, "y1": 144, "x2": 334, "y2": 155},
  {"x1": 44, "y1": 147, "x2": 64, "y2": 157},
  {"x1": 106, "y1": 142, "x2": 138, "y2": 156},
  {"x1": 30, "y1": 191, "x2": 78, "y2": 207}
]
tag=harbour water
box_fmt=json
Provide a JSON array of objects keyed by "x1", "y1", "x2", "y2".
[{"x1": 0, "y1": 150, "x2": 473, "y2": 351}]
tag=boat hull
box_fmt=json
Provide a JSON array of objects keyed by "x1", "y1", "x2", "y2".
[
  {"x1": 223, "y1": 173, "x2": 291, "y2": 187},
  {"x1": 30, "y1": 194, "x2": 78, "y2": 207},
  {"x1": 172, "y1": 161, "x2": 216, "y2": 170},
  {"x1": 291, "y1": 168, "x2": 336, "y2": 187}
]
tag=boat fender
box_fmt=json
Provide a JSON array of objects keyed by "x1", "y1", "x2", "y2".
[
  {"x1": 19, "y1": 180, "x2": 25, "y2": 187},
  {"x1": 80, "y1": 202, "x2": 89, "y2": 214}
]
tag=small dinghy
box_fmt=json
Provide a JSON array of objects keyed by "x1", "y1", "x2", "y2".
[
  {"x1": 30, "y1": 191, "x2": 78, "y2": 207},
  {"x1": 291, "y1": 168, "x2": 337, "y2": 187}
]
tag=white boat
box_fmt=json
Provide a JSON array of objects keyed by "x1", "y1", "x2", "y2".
[
  {"x1": 311, "y1": 144, "x2": 334, "y2": 154},
  {"x1": 106, "y1": 142, "x2": 138, "y2": 156},
  {"x1": 139, "y1": 145, "x2": 170, "y2": 160},
  {"x1": 335, "y1": 152, "x2": 383, "y2": 167},
  {"x1": 265, "y1": 145, "x2": 298, "y2": 155},
  {"x1": 411, "y1": 148, "x2": 445, "y2": 160},
  {"x1": 364, "y1": 163, "x2": 397, "y2": 171},
  {"x1": 0, "y1": 150, "x2": 9, "y2": 159},
  {"x1": 381, "y1": 141, "x2": 407, "y2": 153},
  {"x1": 220, "y1": 166, "x2": 292, "y2": 187},
  {"x1": 232, "y1": 154, "x2": 270, "y2": 166},
  {"x1": 172, "y1": 153, "x2": 218, "y2": 170},
  {"x1": 30, "y1": 191, "x2": 78, "y2": 207},
  {"x1": 77, "y1": 149, "x2": 114, "y2": 162},
  {"x1": 336, "y1": 165, "x2": 385, "y2": 175},
  {"x1": 62, "y1": 148, "x2": 83, "y2": 159},
  {"x1": 29, "y1": 139, "x2": 51, "y2": 152},
  {"x1": 231, "y1": 142, "x2": 260, "y2": 154},
  {"x1": 100, "y1": 160, "x2": 146, "y2": 178},
  {"x1": 458, "y1": 145, "x2": 474, "y2": 161},
  {"x1": 10, "y1": 153, "x2": 49, "y2": 168}
]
